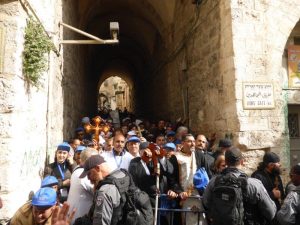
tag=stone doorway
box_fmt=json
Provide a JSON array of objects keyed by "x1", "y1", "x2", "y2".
[{"x1": 98, "y1": 76, "x2": 131, "y2": 112}]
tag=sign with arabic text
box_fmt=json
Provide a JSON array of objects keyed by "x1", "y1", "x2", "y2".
[{"x1": 243, "y1": 82, "x2": 275, "y2": 109}]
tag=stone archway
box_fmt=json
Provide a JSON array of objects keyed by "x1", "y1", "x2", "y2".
[{"x1": 98, "y1": 75, "x2": 132, "y2": 112}]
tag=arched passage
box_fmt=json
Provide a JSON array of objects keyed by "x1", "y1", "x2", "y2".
[
  {"x1": 98, "y1": 67, "x2": 133, "y2": 112},
  {"x1": 61, "y1": 0, "x2": 177, "y2": 139}
]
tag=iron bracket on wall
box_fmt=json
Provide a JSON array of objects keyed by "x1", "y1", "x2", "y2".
[{"x1": 59, "y1": 22, "x2": 119, "y2": 45}]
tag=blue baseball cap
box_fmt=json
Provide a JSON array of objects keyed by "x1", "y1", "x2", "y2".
[
  {"x1": 32, "y1": 187, "x2": 57, "y2": 207},
  {"x1": 127, "y1": 136, "x2": 140, "y2": 143},
  {"x1": 164, "y1": 143, "x2": 176, "y2": 151},
  {"x1": 81, "y1": 117, "x2": 90, "y2": 124},
  {"x1": 174, "y1": 139, "x2": 182, "y2": 145},
  {"x1": 75, "y1": 145, "x2": 86, "y2": 152},
  {"x1": 166, "y1": 131, "x2": 176, "y2": 137},
  {"x1": 75, "y1": 127, "x2": 84, "y2": 133},
  {"x1": 41, "y1": 176, "x2": 58, "y2": 188},
  {"x1": 57, "y1": 142, "x2": 71, "y2": 152}
]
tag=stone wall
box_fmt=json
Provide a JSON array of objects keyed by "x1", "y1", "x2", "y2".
[
  {"x1": 163, "y1": 0, "x2": 228, "y2": 135},
  {"x1": 0, "y1": 0, "x2": 63, "y2": 218},
  {"x1": 230, "y1": 0, "x2": 300, "y2": 174},
  {"x1": 61, "y1": 0, "x2": 90, "y2": 139}
]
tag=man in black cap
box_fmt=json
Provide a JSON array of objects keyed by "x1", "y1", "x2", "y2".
[
  {"x1": 77, "y1": 155, "x2": 124, "y2": 225},
  {"x1": 78, "y1": 154, "x2": 153, "y2": 225},
  {"x1": 212, "y1": 138, "x2": 232, "y2": 160},
  {"x1": 252, "y1": 152, "x2": 285, "y2": 212},
  {"x1": 203, "y1": 147, "x2": 276, "y2": 225}
]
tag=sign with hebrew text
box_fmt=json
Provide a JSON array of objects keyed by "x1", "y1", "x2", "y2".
[{"x1": 243, "y1": 82, "x2": 275, "y2": 109}]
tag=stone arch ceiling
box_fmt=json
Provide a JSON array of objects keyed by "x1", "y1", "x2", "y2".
[{"x1": 78, "y1": 0, "x2": 176, "y2": 54}]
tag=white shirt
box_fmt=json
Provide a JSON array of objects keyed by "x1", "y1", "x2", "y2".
[
  {"x1": 101, "y1": 149, "x2": 133, "y2": 171},
  {"x1": 67, "y1": 166, "x2": 94, "y2": 224}
]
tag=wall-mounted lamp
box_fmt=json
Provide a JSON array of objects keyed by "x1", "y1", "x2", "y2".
[{"x1": 110, "y1": 22, "x2": 119, "y2": 40}]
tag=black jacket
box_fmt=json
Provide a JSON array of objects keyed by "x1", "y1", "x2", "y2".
[{"x1": 251, "y1": 169, "x2": 284, "y2": 211}]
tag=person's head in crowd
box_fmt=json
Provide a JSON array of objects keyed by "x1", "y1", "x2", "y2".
[
  {"x1": 225, "y1": 147, "x2": 243, "y2": 167},
  {"x1": 122, "y1": 118, "x2": 131, "y2": 127},
  {"x1": 81, "y1": 117, "x2": 90, "y2": 126},
  {"x1": 75, "y1": 127, "x2": 85, "y2": 141},
  {"x1": 176, "y1": 126, "x2": 189, "y2": 141},
  {"x1": 263, "y1": 152, "x2": 281, "y2": 175},
  {"x1": 165, "y1": 122, "x2": 173, "y2": 132},
  {"x1": 138, "y1": 122, "x2": 145, "y2": 131},
  {"x1": 127, "y1": 130, "x2": 137, "y2": 139},
  {"x1": 121, "y1": 125, "x2": 128, "y2": 136},
  {"x1": 155, "y1": 134, "x2": 166, "y2": 148},
  {"x1": 181, "y1": 134, "x2": 195, "y2": 154},
  {"x1": 74, "y1": 145, "x2": 86, "y2": 165},
  {"x1": 55, "y1": 142, "x2": 71, "y2": 164},
  {"x1": 150, "y1": 122, "x2": 157, "y2": 130},
  {"x1": 41, "y1": 176, "x2": 59, "y2": 192},
  {"x1": 128, "y1": 124, "x2": 138, "y2": 132},
  {"x1": 126, "y1": 136, "x2": 141, "y2": 157},
  {"x1": 31, "y1": 188, "x2": 57, "y2": 224},
  {"x1": 104, "y1": 137, "x2": 114, "y2": 152},
  {"x1": 80, "y1": 147, "x2": 99, "y2": 166},
  {"x1": 157, "y1": 120, "x2": 165, "y2": 130},
  {"x1": 174, "y1": 139, "x2": 182, "y2": 151},
  {"x1": 212, "y1": 154, "x2": 226, "y2": 174},
  {"x1": 290, "y1": 164, "x2": 300, "y2": 186},
  {"x1": 113, "y1": 134, "x2": 126, "y2": 155},
  {"x1": 143, "y1": 120, "x2": 151, "y2": 130},
  {"x1": 164, "y1": 142, "x2": 176, "y2": 159},
  {"x1": 218, "y1": 138, "x2": 232, "y2": 153},
  {"x1": 84, "y1": 140, "x2": 97, "y2": 149},
  {"x1": 69, "y1": 138, "x2": 81, "y2": 151},
  {"x1": 79, "y1": 155, "x2": 112, "y2": 186},
  {"x1": 166, "y1": 131, "x2": 176, "y2": 143},
  {"x1": 145, "y1": 133, "x2": 155, "y2": 143},
  {"x1": 195, "y1": 134, "x2": 208, "y2": 151},
  {"x1": 113, "y1": 128, "x2": 124, "y2": 137}
]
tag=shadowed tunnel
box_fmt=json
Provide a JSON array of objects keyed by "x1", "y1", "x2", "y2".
[{"x1": 62, "y1": 0, "x2": 176, "y2": 137}]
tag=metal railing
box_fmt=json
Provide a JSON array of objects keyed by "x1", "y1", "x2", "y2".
[{"x1": 154, "y1": 194, "x2": 206, "y2": 225}]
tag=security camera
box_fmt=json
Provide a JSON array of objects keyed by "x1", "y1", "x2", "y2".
[{"x1": 110, "y1": 22, "x2": 119, "y2": 40}]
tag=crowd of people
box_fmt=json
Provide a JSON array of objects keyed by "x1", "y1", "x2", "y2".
[{"x1": 7, "y1": 112, "x2": 300, "y2": 225}]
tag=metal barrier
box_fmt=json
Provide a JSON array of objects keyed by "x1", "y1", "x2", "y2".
[{"x1": 155, "y1": 194, "x2": 206, "y2": 225}]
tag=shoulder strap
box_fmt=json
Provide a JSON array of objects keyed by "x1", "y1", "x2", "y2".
[{"x1": 99, "y1": 170, "x2": 132, "y2": 195}]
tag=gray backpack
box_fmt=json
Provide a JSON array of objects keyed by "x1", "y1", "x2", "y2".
[{"x1": 210, "y1": 172, "x2": 248, "y2": 225}]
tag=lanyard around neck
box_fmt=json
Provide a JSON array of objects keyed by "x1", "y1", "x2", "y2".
[
  {"x1": 57, "y1": 163, "x2": 65, "y2": 180},
  {"x1": 113, "y1": 151, "x2": 123, "y2": 169}
]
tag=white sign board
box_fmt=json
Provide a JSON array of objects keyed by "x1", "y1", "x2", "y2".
[{"x1": 243, "y1": 82, "x2": 275, "y2": 109}]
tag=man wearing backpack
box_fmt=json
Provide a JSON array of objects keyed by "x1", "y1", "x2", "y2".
[
  {"x1": 203, "y1": 147, "x2": 276, "y2": 225},
  {"x1": 77, "y1": 154, "x2": 153, "y2": 225},
  {"x1": 277, "y1": 164, "x2": 300, "y2": 225}
]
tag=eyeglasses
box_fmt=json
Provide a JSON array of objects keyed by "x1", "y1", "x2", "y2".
[{"x1": 197, "y1": 140, "x2": 206, "y2": 143}]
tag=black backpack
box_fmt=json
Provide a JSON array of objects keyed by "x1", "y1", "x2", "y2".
[
  {"x1": 100, "y1": 169, "x2": 153, "y2": 225},
  {"x1": 210, "y1": 171, "x2": 248, "y2": 225}
]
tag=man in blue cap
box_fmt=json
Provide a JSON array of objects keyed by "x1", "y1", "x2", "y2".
[
  {"x1": 126, "y1": 136, "x2": 141, "y2": 157},
  {"x1": 41, "y1": 176, "x2": 59, "y2": 192},
  {"x1": 166, "y1": 131, "x2": 176, "y2": 143},
  {"x1": 10, "y1": 187, "x2": 57, "y2": 225}
]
